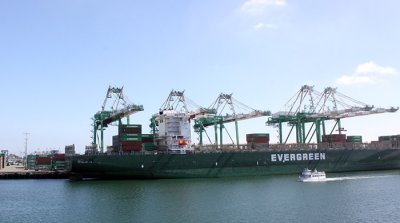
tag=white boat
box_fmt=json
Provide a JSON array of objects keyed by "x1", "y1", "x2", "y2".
[{"x1": 298, "y1": 168, "x2": 326, "y2": 182}]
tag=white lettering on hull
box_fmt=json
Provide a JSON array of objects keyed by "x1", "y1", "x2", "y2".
[{"x1": 270, "y1": 153, "x2": 326, "y2": 162}]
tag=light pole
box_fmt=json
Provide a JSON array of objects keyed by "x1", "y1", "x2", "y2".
[{"x1": 24, "y1": 132, "x2": 30, "y2": 169}]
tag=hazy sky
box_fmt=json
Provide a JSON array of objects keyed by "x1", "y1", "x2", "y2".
[{"x1": 1, "y1": 0, "x2": 399, "y2": 155}]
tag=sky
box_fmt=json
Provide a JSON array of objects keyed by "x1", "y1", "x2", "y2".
[{"x1": 1, "y1": 0, "x2": 399, "y2": 155}]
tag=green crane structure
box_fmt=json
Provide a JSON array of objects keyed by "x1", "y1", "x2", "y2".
[
  {"x1": 267, "y1": 85, "x2": 398, "y2": 144},
  {"x1": 194, "y1": 93, "x2": 271, "y2": 148},
  {"x1": 92, "y1": 86, "x2": 143, "y2": 153}
]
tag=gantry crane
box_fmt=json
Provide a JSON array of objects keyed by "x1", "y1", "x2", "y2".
[
  {"x1": 267, "y1": 85, "x2": 398, "y2": 144},
  {"x1": 194, "y1": 93, "x2": 270, "y2": 148},
  {"x1": 92, "y1": 86, "x2": 143, "y2": 152}
]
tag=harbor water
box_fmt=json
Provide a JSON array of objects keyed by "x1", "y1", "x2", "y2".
[{"x1": 1, "y1": 171, "x2": 400, "y2": 223}]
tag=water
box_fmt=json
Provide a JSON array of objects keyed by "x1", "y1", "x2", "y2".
[{"x1": 1, "y1": 171, "x2": 400, "y2": 223}]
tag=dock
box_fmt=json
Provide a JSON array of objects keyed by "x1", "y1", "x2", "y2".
[{"x1": 0, "y1": 165, "x2": 69, "y2": 179}]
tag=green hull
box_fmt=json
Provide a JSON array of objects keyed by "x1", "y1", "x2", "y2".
[{"x1": 68, "y1": 147, "x2": 400, "y2": 179}]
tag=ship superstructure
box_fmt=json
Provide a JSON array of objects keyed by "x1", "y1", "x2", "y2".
[{"x1": 153, "y1": 91, "x2": 193, "y2": 153}]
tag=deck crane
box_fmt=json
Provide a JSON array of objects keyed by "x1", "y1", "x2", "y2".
[
  {"x1": 194, "y1": 93, "x2": 270, "y2": 148},
  {"x1": 92, "y1": 86, "x2": 144, "y2": 153},
  {"x1": 267, "y1": 85, "x2": 398, "y2": 144}
]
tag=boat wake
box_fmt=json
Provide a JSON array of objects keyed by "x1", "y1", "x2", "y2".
[{"x1": 325, "y1": 175, "x2": 393, "y2": 182}]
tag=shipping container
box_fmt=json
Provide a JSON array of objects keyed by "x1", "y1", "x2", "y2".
[
  {"x1": 142, "y1": 137, "x2": 154, "y2": 143},
  {"x1": 143, "y1": 142, "x2": 156, "y2": 151},
  {"x1": 247, "y1": 138, "x2": 270, "y2": 143},
  {"x1": 347, "y1": 135, "x2": 363, "y2": 143},
  {"x1": 35, "y1": 164, "x2": 52, "y2": 171},
  {"x1": 246, "y1": 133, "x2": 270, "y2": 144},
  {"x1": 246, "y1": 133, "x2": 270, "y2": 138},
  {"x1": 142, "y1": 134, "x2": 154, "y2": 138},
  {"x1": 121, "y1": 146, "x2": 142, "y2": 152},
  {"x1": 0, "y1": 154, "x2": 4, "y2": 169},
  {"x1": 52, "y1": 154, "x2": 65, "y2": 161},
  {"x1": 85, "y1": 145, "x2": 98, "y2": 155},
  {"x1": 65, "y1": 144, "x2": 76, "y2": 156},
  {"x1": 322, "y1": 134, "x2": 346, "y2": 143},
  {"x1": 52, "y1": 160, "x2": 65, "y2": 170},
  {"x1": 36, "y1": 157, "x2": 52, "y2": 165},
  {"x1": 120, "y1": 141, "x2": 142, "y2": 146},
  {"x1": 119, "y1": 124, "x2": 142, "y2": 134},
  {"x1": 379, "y1": 135, "x2": 400, "y2": 142},
  {"x1": 119, "y1": 124, "x2": 142, "y2": 128},
  {"x1": 379, "y1": 136, "x2": 392, "y2": 141}
]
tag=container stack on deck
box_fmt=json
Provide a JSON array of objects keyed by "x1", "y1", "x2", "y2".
[
  {"x1": 322, "y1": 134, "x2": 347, "y2": 143},
  {"x1": 379, "y1": 135, "x2": 400, "y2": 148},
  {"x1": 246, "y1": 133, "x2": 270, "y2": 149},
  {"x1": 142, "y1": 134, "x2": 155, "y2": 151},
  {"x1": 113, "y1": 124, "x2": 143, "y2": 153},
  {"x1": 65, "y1": 144, "x2": 76, "y2": 156},
  {"x1": 85, "y1": 145, "x2": 98, "y2": 155}
]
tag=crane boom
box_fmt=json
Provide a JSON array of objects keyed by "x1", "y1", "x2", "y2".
[
  {"x1": 201, "y1": 110, "x2": 270, "y2": 127},
  {"x1": 267, "y1": 85, "x2": 398, "y2": 144},
  {"x1": 194, "y1": 93, "x2": 270, "y2": 147}
]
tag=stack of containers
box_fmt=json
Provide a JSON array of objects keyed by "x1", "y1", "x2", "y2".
[
  {"x1": 379, "y1": 135, "x2": 400, "y2": 142},
  {"x1": 322, "y1": 134, "x2": 347, "y2": 143},
  {"x1": 85, "y1": 145, "x2": 98, "y2": 155},
  {"x1": 117, "y1": 124, "x2": 143, "y2": 152},
  {"x1": 112, "y1": 135, "x2": 120, "y2": 151},
  {"x1": 142, "y1": 134, "x2": 155, "y2": 151},
  {"x1": 27, "y1": 155, "x2": 38, "y2": 170},
  {"x1": 65, "y1": 144, "x2": 76, "y2": 156},
  {"x1": 394, "y1": 135, "x2": 400, "y2": 148},
  {"x1": 379, "y1": 135, "x2": 400, "y2": 148},
  {"x1": 36, "y1": 155, "x2": 52, "y2": 171},
  {"x1": 0, "y1": 153, "x2": 4, "y2": 169},
  {"x1": 347, "y1": 135, "x2": 362, "y2": 143},
  {"x1": 52, "y1": 154, "x2": 65, "y2": 170},
  {"x1": 246, "y1": 133, "x2": 270, "y2": 149}
]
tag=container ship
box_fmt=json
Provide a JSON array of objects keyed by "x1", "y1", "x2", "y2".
[{"x1": 67, "y1": 86, "x2": 400, "y2": 179}]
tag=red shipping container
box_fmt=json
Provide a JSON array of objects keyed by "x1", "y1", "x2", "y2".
[
  {"x1": 52, "y1": 154, "x2": 65, "y2": 161},
  {"x1": 36, "y1": 157, "x2": 52, "y2": 165},
  {"x1": 142, "y1": 138, "x2": 154, "y2": 143},
  {"x1": 120, "y1": 142, "x2": 142, "y2": 147},
  {"x1": 121, "y1": 146, "x2": 142, "y2": 152},
  {"x1": 322, "y1": 134, "x2": 346, "y2": 143}
]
